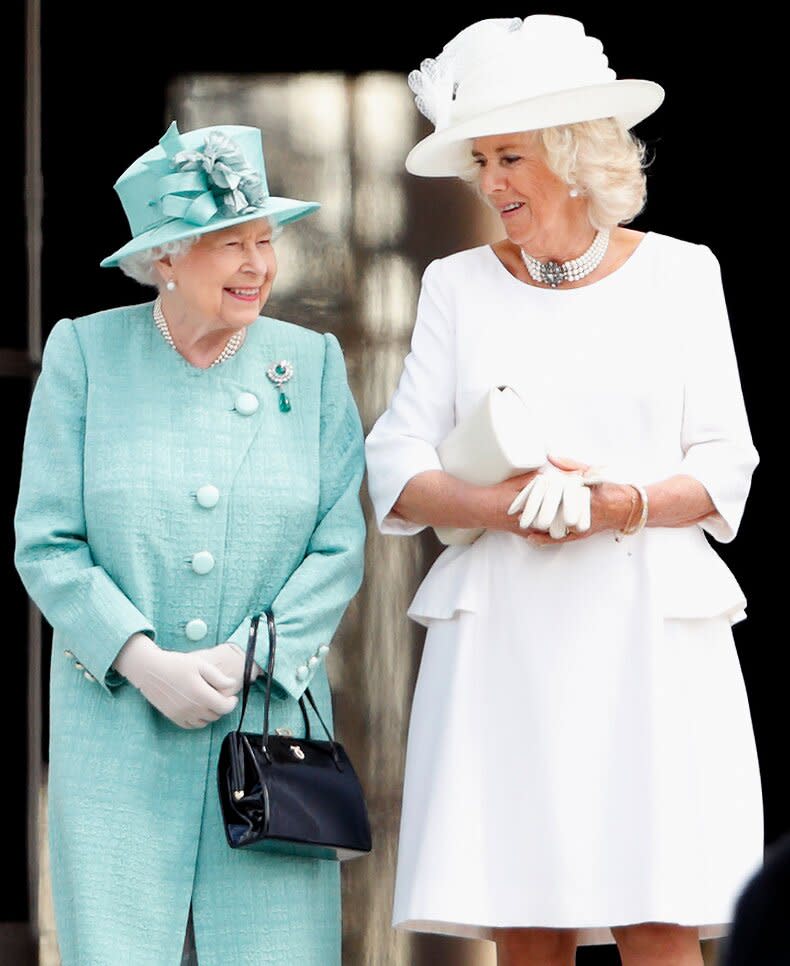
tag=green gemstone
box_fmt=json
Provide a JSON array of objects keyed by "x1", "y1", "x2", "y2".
[
  {"x1": 279, "y1": 392, "x2": 291, "y2": 413},
  {"x1": 275, "y1": 364, "x2": 286, "y2": 375}
]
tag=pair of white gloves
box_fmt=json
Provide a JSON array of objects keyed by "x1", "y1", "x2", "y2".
[
  {"x1": 507, "y1": 463, "x2": 606, "y2": 538},
  {"x1": 112, "y1": 634, "x2": 261, "y2": 729}
]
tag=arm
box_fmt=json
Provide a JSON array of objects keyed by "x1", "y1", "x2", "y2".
[
  {"x1": 14, "y1": 319, "x2": 156, "y2": 696},
  {"x1": 225, "y1": 333, "x2": 366, "y2": 702},
  {"x1": 675, "y1": 244, "x2": 759, "y2": 542},
  {"x1": 365, "y1": 260, "x2": 459, "y2": 535}
]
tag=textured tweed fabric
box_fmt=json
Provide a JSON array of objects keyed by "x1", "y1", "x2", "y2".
[{"x1": 15, "y1": 302, "x2": 366, "y2": 966}]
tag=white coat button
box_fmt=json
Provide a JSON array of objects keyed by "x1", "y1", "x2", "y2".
[
  {"x1": 185, "y1": 619, "x2": 208, "y2": 642},
  {"x1": 63, "y1": 649, "x2": 74, "y2": 658},
  {"x1": 84, "y1": 671, "x2": 96, "y2": 682},
  {"x1": 308, "y1": 656, "x2": 319, "y2": 669},
  {"x1": 317, "y1": 644, "x2": 330, "y2": 656},
  {"x1": 191, "y1": 551, "x2": 215, "y2": 575},
  {"x1": 235, "y1": 392, "x2": 259, "y2": 416},
  {"x1": 295, "y1": 665, "x2": 309, "y2": 681},
  {"x1": 196, "y1": 484, "x2": 220, "y2": 509},
  {"x1": 74, "y1": 662, "x2": 84, "y2": 670}
]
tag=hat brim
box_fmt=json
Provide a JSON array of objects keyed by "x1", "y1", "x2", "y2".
[
  {"x1": 405, "y1": 79, "x2": 665, "y2": 177},
  {"x1": 100, "y1": 196, "x2": 320, "y2": 268}
]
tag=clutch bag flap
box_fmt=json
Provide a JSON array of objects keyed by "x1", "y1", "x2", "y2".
[{"x1": 435, "y1": 386, "x2": 547, "y2": 545}]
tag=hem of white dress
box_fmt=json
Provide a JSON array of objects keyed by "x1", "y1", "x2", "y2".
[{"x1": 393, "y1": 917, "x2": 730, "y2": 947}]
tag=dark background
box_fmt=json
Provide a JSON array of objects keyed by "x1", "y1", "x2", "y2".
[{"x1": 5, "y1": 3, "x2": 779, "y2": 962}]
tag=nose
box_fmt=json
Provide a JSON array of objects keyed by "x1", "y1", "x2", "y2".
[
  {"x1": 478, "y1": 163, "x2": 507, "y2": 198},
  {"x1": 241, "y1": 242, "x2": 268, "y2": 277}
]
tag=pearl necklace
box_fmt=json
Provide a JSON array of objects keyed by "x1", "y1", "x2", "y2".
[
  {"x1": 520, "y1": 228, "x2": 610, "y2": 288},
  {"x1": 153, "y1": 297, "x2": 244, "y2": 367}
]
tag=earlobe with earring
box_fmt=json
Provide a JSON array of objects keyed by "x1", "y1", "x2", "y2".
[
  {"x1": 165, "y1": 279, "x2": 176, "y2": 291},
  {"x1": 569, "y1": 186, "x2": 580, "y2": 198}
]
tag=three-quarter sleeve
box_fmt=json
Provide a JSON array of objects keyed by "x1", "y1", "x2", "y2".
[
  {"x1": 678, "y1": 245, "x2": 759, "y2": 543},
  {"x1": 14, "y1": 319, "x2": 156, "y2": 695},
  {"x1": 225, "y1": 332, "x2": 366, "y2": 701},
  {"x1": 365, "y1": 259, "x2": 456, "y2": 535}
]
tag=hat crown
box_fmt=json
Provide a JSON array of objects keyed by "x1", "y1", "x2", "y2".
[
  {"x1": 113, "y1": 124, "x2": 270, "y2": 237},
  {"x1": 411, "y1": 15, "x2": 617, "y2": 133}
]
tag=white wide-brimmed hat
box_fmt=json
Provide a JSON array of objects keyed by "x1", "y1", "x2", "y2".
[{"x1": 405, "y1": 14, "x2": 665, "y2": 177}]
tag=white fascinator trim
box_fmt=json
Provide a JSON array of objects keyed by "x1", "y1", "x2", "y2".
[
  {"x1": 407, "y1": 18, "x2": 524, "y2": 132},
  {"x1": 408, "y1": 57, "x2": 456, "y2": 130}
]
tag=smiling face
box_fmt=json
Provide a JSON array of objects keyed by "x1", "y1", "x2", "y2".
[
  {"x1": 156, "y1": 218, "x2": 277, "y2": 329},
  {"x1": 470, "y1": 131, "x2": 585, "y2": 253}
]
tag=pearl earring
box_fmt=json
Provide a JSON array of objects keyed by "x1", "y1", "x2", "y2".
[
  {"x1": 165, "y1": 280, "x2": 176, "y2": 291},
  {"x1": 569, "y1": 186, "x2": 580, "y2": 198}
]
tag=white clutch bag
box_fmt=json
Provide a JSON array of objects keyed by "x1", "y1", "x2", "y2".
[{"x1": 435, "y1": 385, "x2": 547, "y2": 546}]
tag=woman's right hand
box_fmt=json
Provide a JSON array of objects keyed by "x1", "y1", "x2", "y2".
[
  {"x1": 484, "y1": 470, "x2": 545, "y2": 535},
  {"x1": 113, "y1": 633, "x2": 239, "y2": 729}
]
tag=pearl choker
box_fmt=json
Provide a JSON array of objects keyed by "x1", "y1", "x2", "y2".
[
  {"x1": 520, "y1": 229, "x2": 610, "y2": 288},
  {"x1": 153, "y1": 297, "x2": 244, "y2": 367}
]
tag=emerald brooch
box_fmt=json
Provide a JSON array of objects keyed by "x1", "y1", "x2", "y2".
[{"x1": 266, "y1": 360, "x2": 294, "y2": 412}]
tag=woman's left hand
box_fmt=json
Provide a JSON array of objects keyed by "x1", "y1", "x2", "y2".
[
  {"x1": 193, "y1": 642, "x2": 261, "y2": 696},
  {"x1": 520, "y1": 454, "x2": 632, "y2": 546}
]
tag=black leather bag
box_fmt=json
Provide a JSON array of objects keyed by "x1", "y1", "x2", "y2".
[{"x1": 217, "y1": 611, "x2": 372, "y2": 860}]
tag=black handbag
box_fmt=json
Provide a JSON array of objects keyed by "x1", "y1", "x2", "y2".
[{"x1": 217, "y1": 611, "x2": 372, "y2": 860}]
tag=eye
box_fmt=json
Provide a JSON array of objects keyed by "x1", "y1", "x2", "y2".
[
  {"x1": 225, "y1": 240, "x2": 241, "y2": 247},
  {"x1": 502, "y1": 155, "x2": 522, "y2": 165},
  {"x1": 257, "y1": 239, "x2": 271, "y2": 246},
  {"x1": 472, "y1": 157, "x2": 485, "y2": 167}
]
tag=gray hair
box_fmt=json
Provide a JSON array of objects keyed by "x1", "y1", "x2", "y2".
[
  {"x1": 118, "y1": 220, "x2": 284, "y2": 288},
  {"x1": 463, "y1": 117, "x2": 651, "y2": 230}
]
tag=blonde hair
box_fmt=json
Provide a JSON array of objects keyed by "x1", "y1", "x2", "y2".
[{"x1": 464, "y1": 117, "x2": 651, "y2": 230}]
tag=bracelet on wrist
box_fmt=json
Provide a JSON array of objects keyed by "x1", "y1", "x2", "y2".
[{"x1": 615, "y1": 484, "x2": 649, "y2": 541}]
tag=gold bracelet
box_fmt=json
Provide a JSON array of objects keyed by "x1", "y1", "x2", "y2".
[
  {"x1": 615, "y1": 484, "x2": 648, "y2": 540},
  {"x1": 622, "y1": 484, "x2": 649, "y2": 536}
]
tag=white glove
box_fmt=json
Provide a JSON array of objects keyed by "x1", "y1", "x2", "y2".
[
  {"x1": 113, "y1": 633, "x2": 240, "y2": 729},
  {"x1": 195, "y1": 642, "x2": 262, "y2": 696},
  {"x1": 507, "y1": 465, "x2": 591, "y2": 537}
]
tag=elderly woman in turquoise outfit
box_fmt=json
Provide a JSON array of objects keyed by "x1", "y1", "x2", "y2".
[{"x1": 14, "y1": 122, "x2": 366, "y2": 966}]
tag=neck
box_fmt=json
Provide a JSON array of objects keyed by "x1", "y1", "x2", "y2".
[
  {"x1": 519, "y1": 224, "x2": 598, "y2": 263},
  {"x1": 157, "y1": 294, "x2": 245, "y2": 367}
]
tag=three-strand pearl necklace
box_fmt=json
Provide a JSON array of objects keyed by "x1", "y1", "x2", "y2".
[
  {"x1": 153, "y1": 296, "x2": 244, "y2": 367},
  {"x1": 520, "y1": 228, "x2": 610, "y2": 288}
]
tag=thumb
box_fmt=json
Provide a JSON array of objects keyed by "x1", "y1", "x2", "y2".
[
  {"x1": 197, "y1": 661, "x2": 236, "y2": 692},
  {"x1": 548, "y1": 453, "x2": 589, "y2": 473}
]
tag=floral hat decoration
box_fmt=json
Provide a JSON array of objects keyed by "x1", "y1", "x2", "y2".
[
  {"x1": 100, "y1": 122, "x2": 319, "y2": 268},
  {"x1": 405, "y1": 14, "x2": 664, "y2": 177}
]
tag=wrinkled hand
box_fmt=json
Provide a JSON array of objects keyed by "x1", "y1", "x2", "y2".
[
  {"x1": 522, "y1": 455, "x2": 617, "y2": 545},
  {"x1": 113, "y1": 633, "x2": 239, "y2": 729},
  {"x1": 507, "y1": 463, "x2": 590, "y2": 538},
  {"x1": 507, "y1": 455, "x2": 612, "y2": 542},
  {"x1": 194, "y1": 642, "x2": 261, "y2": 697}
]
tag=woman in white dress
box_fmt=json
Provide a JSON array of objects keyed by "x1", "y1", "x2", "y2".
[{"x1": 364, "y1": 15, "x2": 763, "y2": 966}]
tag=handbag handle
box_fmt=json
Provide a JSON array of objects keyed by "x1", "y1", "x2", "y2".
[{"x1": 236, "y1": 611, "x2": 342, "y2": 767}]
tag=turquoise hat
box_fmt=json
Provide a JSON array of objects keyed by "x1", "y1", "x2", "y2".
[{"x1": 100, "y1": 121, "x2": 319, "y2": 268}]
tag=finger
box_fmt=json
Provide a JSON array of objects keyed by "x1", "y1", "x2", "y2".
[
  {"x1": 197, "y1": 661, "x2": 236, "y2": 692},
  {"x1": 576, "y1": 487, "x2": 591, "y2": 532},
  {"x1": 196, "y1": 676, "x2": 239, "y2": 716},
  {"x1": 507, "y1": 477, "x2": 537, "y2": 515},
  {"x1": 561, "y1": 478, "x2": 584, "y2": 529},
  {"x1": 548, "y1": 453, "x2": 589, "y2": 472},
  {"x1": 535, "y1": 476, "x2": 564, "y2": 530},
  {"x1": 519, "y1": 475, "x2": 549, "y2": 528},
  {"x1": 549, "y1": 508, "x2": 568, "y2": 539}
]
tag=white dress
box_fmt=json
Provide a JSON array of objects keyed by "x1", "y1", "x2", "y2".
[{"x1": 364, "y1": 232, "x2": 764, "y2": 946}]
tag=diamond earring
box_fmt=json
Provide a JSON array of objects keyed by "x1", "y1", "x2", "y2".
[
  {"x1": 165, "y1": 280, "x2": 176, "y2": 291},
  {"x1": 569, "y1": 186, "x2": 580, "y2": 198}
]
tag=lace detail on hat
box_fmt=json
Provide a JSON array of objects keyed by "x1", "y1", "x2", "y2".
[{"x1": 407, "y1": 18, "x2": 524, "y2": 130}]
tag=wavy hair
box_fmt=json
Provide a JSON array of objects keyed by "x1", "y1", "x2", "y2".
[{"x1": 464, "y1": 117, "x2": 651, "y2": 230}]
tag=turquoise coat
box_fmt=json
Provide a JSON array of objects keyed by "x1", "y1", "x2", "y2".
[{"x1": 14, "y1": 302, "x2": 366, "y2": 966}]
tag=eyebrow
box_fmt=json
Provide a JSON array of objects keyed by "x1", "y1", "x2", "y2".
[{"x1": 470, "y1": 144, "x2": 522, "y2": 157}]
